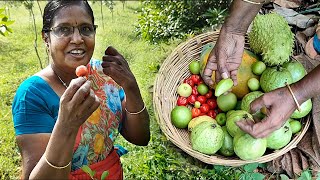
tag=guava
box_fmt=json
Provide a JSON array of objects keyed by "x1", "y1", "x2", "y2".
[
  {"x1": 219, "y1": 126, "x2": 234, "y2": 156},
  {"x1": 241, "y1": 91, "x2": 264, "y2": 112},
  {"x1": 215, "y1": 78, "x2": 234, "y2": 97},
  {"x1": 290, "y1": 120, "x2": 302, "y2": 134},
  {"x1": 266, "y1": 120, "x2": 292, "y2": 150},
  {"x1": 191, "y1": 121, "x2": 224, "y2": 155},
  {"x1": 291, "y1": 99, "x2": 312, "y2": 119},
  {"x1": 283, "y1": 60, "x2": 306, "y2": 83},
  {"x1": 260, "y1": 67, "x2": 293, "y2": 92},
  {"x1": 234, "y1": 133, "x2": 267, "y2": 160},
  {"x1": 226, "y1": 110, "x2": 254, "y2": 137},
  {"x1": 171, "y1": 106, "x2": 192, "y2": 129},
  {"x1": 188, "y1": 115, "x2": 216, "y2": 131},
  {"x1": 217, "y1": 92, "x2": 237, "y2": 112}
]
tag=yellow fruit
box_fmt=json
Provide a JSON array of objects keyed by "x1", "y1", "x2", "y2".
[
  {"x1": 188, "y1": 115, "x2": 216, "y2": 131},
  {"x1": 200, "y1": 49, "x2": 260, "y2": 98}
]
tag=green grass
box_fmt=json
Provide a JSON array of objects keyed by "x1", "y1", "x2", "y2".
[{"x1": 0, "y1": 1, "x2": 250, "y2": 179}]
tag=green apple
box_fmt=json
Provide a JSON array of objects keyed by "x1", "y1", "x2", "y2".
[
  {"x1": 216, "y1": 113, "x2": 227, "y2": 126},
  {"x1": 197, "y1": 83, "x2": 209, "y2": 95},
  {"x1": 290, "y1": 120, "x2": 302, "y2": 134},
  {"x1": 217, "y1": 92, "x2": 237, "y2": 112},
  {"x1": 189, "y1": 60, "x2": 201, "y2": 75},
  {"x1": 177, "y1": 83, "x2": 192, "y2": 97},
  {"x1": 171, "y1": 106, "x2": 192, "y2": 129}
]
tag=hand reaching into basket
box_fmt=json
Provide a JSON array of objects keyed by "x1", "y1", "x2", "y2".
[
  {"x1": 202, "y1": 28, "x2": 244, "y2": 86},
  {"x1": 236, "y1": 87, "x2": 297, "y2": 138}
]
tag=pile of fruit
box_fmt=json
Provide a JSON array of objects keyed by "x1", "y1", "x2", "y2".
[{"x1": 170, "y1": 12, "x2": 312, "y2": 161}]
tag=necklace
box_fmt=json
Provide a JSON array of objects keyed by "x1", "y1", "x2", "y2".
[{"x1": 51, "y1": 65, "x2": 68, "y2": 88}]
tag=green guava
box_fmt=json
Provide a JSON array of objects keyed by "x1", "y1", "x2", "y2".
[
  {"x1": 291, "y1": 99, "x2": 312, "y2": 119},
  {"x1": 191, "y1": 121, "x2": 224, "y2": 155},
  {"x1": 241, "y1": 91, "x2": 264, "y2": 112},
  {"x1": 218, "y1": 126, "x2": 234, "y2": 157},
  {"x1": 226, "y1": 110, "x2": 254, "y2": 137},
  {"x1": 267, "y1": 120, "x2": 292, "y2": 150},
  {"x1": 283, "y1": 60, "x2": 306, "y2": 83},
  {"x1": 260, "y1": 67, "x2": 293, "y2": 92},
  {"x1": 234, "y1": 133, "x2": 267, "y2": 160}
]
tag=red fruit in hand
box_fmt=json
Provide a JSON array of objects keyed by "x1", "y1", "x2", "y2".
[
  {"x1": 207, "y1": 98, "x2": 217, "y2": 109},
  {"x1": 197, "y1": 95, "x2": 207, "y2": 104},
  {"x1": 192, "y1": 86, "x2": 199, "y2": 95},
  {"x1": 177, "y1": 96, "x2": 188, "y2": 106},
  {"x1": 200, "y1": 104, "x2": 210, "y2": 113},
  {"x1": 191, "y1": 108, "x2": 201, "y2": 118},
  {"x1": 187, "y1": 94, "x2": 197, "y2": 104},
  {"x1": 205, "y1": 90, "x2": 213, "y2": 99},
  {"x1": 75, "y1": 65, "x2": 88, "y2": 77},
  {"x1": 190, "y1": 75, "x2": 201, "y2": 84},
  {"x1": 183, "y1": 77, "x2": 195, "y2": 87},
  {"x1": 207, "y1": 110, "x2": 217, "y2": 119}
]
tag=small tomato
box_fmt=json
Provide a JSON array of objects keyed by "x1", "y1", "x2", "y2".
[
  {"x1": 177, "y1": 96, "x2": 188, "y2": 106},
  {"x1": 205, "y1": 90, "x2": 213, "y2": 99},
  {"x1": 187, "y1": 94, "x2": 197, "y2": 104},
  {"x1": 183, "y1": 77, "x2": 195, "y2": 87},
  {"x1": 190, "y1": 75, "x2": 201, "y2": 84},
  {"x1": 192, "y1": 86, "x2": 199, "y2": 96},
  {"x1": 207, "y1": 98, "x2": 217, "y2": 109},
  {"x1": 207, "y1": 110, "x2": 217, "y2": 119},
  {"x1": 191, "y1": 108, "x2": 201, "y2": 118},
  {"x1": 200, "y1": 104, "x2": 210, "y2": 113},
  {"x1": 197, "y1": 95, "x2": 207, "y2": 104}
]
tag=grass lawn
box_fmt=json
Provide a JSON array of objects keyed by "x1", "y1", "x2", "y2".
[{"x1": 0, "y1": 1, "x2": 267, "y2": 179}]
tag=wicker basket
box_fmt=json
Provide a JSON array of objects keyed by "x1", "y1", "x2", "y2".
[{"x1": 153, "y1": 30, "x2": 311, "y2": 166}]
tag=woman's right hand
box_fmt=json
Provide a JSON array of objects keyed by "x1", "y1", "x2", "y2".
[
  {"x1": 58, "y1": 77, "x2": 100, "y2": 131},
  {"x1": 202, "y1": 28, "x2": 245, "y2": 87}
]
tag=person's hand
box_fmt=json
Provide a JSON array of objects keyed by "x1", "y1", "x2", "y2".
[
  {"x1": 202, "y1": 28, "x2": 245, "y2": 87},
  {"x1": 236, "y1": 87, "x2": 297, "y2": 138},
  {"x1": 101, "y1": 46, "x2": 137, "y2": 90},
  {"x1": 58, "y1": 77, "x2": 100, "y2": 131}
]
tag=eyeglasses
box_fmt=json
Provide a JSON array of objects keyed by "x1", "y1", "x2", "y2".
[{"x1": 49, "y1": 24, "x2": 98, "y2": 38}]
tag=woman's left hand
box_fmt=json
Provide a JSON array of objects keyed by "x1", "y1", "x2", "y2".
[{"x1": 101, "y1": 46, "x2": 137, "y2": 89}]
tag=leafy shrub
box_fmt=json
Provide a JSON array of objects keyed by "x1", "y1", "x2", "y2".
[{"x1": 135, "y1": 0, "x2": 230, "y2": 43}]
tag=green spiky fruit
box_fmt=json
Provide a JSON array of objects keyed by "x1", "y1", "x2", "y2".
[{"x1": 249, "y1": 13, "x2": 294, "y2": 66}]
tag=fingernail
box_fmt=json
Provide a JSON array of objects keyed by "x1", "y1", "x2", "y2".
[{"x1": 221, "y1": 72, "x2": 228, "y2": 79}]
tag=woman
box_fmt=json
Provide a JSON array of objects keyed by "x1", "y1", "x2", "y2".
[{"x1": 12, "y1": 1, "x2": 150, "y2": 179}]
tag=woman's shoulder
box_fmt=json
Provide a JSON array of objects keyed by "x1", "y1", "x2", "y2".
[{"x1": 16, "y1": 76, "x2": 49, "y2": 93}]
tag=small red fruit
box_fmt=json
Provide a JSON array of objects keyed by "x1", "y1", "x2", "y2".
[
  {"x1": 207, "y1": 110, "x2": 217, "y2": 119},
  {"x1": 192, "y1": 86, "x2": 199, "y2": 95},
  {"x1": 183, "y1": 77, "x2": 195, "y2": 87},
  {"x1": 187, "y1": 94, "x2": 197, "y2": 104},
  {"x1": 197, "y1": 79, "x2": 204, "y2": 85},
  {"x1": 200, "y1": 104, "x2": 210, "y2": 113},
  {"x1": 197, "y1": 95, "x2": 207, "y2": 104},
  {"x1": 191, "y1": 108, "x2": 201, "y2": 118},
  {"x1": 205, "y1": 90, "x2": 213, "y2": 99},
  {"x1": 207, "y1": 98, "x2": 217, "y2": 109},
  {"x1": 177, "y1": 96, "x2": 188, "y2": 106},
  {"x1": 190, "y1": 75, "x2": 201, "y2": 84},
  {"x1": 75, "y1": 65, "x2": 88, "y2": 77}
]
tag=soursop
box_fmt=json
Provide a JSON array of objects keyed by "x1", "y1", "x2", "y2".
[{"x1": 249, "y1": 13, "x2": 294, "y2": 66}]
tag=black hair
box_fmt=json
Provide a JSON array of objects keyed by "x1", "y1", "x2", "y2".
[{"x1": 42, "y1": 0, "x2": 94, "y2": 33}]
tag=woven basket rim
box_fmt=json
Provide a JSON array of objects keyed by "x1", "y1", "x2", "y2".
[{"x1": 153, "y1": 30, "x2": 311, "y2": 166}]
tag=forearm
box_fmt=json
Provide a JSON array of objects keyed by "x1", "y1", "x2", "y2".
[
  {"x1": 292, "y1": 65, "x2": 320, "y2": 104},
  {"x1": 223, "y1": 0, "x2": 265, "y2": 34},
  {"x1": 121, "y1": 83, "x2": 150, "y2": 146},
  {"x1": 29, "y1": 123, "x2": 77, "y2": 179}
]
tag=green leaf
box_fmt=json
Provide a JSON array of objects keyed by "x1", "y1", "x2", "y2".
[
  {"x1": 3, "y1": 20, "x2": 14, "y2": 26},
  {"x1": 6, "y1": 27, "x2": 12, "y2": 33},
  {"x1": 81, "y1": 165, "x2": 95, "y2": 178},
  {"x1": 298, "y1": 170, "x2": 312, "y2": 180},
  {"x1": 243, "y1": 163, "x2": 259, "y2": 172},
  {"x1": 251, "y1": 172, "x2": 265, "y2": 180},
  {"x1": 239, "y1": 173, "x2": 251, "y2": 180},
  {"x1": 0, "y1": 8, "x2": 4, "y2": 14},
  {"x1": 258, "y1": 163, "x2": 267, "y2": 169},
  {"x1": 317, "y1": 172, "x2": 320, "y2": 180},
  {"x1": 280, "y1": 174, "x2": 290, "y2": 180},
  {"x1": 101, "y1": 171, "x2": 109, "y2": 180}
]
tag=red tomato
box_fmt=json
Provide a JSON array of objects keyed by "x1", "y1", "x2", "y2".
[
  {"x1": 197, "y1": 95, "x2": 207, "y2": 104},
  {"x1": 187, "y1": 94, "x2": 197, "y2": 104},
  {"x1": 183, "y1": 77, "x2": 195, "y2": 87},
  {"x1": 207, "y1": 98, "x2": 217, "y2": 109},
  {"x1": 207, "y1": 110, "x2": 217, "y2": 119},
  {"x1": 192, "y1": 86, "x2": 199, "y2": 95},
  {"x1": 177, "y1": 96, "x2": 188, "y2": 106},
  {"x1": 205, "y1": 90, "x2": 213, "y2": 99},
  {"x1": 75, "y1": 65, "x2": 88, "y2": 77},
  {"x1": 190, "y1": 75, "x2": 201, "y2": 84},
  {"x1": 200, "y1": 104, "x2": 210, "y2": 113},
  {"x1": 191, "y1": 108, "x2": 201, "y2": 118}
]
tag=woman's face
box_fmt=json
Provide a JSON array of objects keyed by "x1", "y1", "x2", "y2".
[{"x1": 48, "y1": 4, "x2": 95, "y2": 72}]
